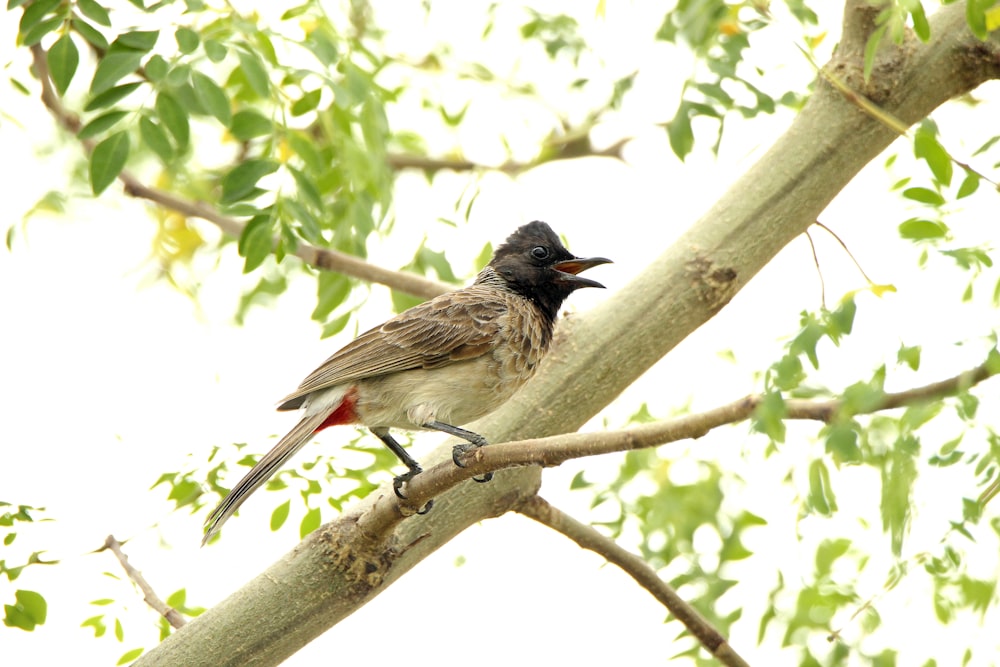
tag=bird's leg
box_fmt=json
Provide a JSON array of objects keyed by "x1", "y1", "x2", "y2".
[
  {"x1": 371, "y1": 429, "x2": 432, "y2": 514},
  {"x1": 423, "y1": 421, "x2": 494, "y2": 484}
]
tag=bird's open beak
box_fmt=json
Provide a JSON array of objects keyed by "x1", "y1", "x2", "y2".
[{"x1": 553, "y1": 256, "x2": 612, "y2": 289}]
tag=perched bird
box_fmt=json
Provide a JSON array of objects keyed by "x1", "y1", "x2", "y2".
[{"x1": 203, "y1": 221, "x2": 609, "y2": 543}]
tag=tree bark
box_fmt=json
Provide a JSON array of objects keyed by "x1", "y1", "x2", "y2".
[{"x1": 137, "y1": 3, "x2": 1000, "y2": 665}]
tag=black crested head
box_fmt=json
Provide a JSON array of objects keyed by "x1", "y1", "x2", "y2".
[{"x1": 484, "y1": 221, "x2": 611, "y2": 324}]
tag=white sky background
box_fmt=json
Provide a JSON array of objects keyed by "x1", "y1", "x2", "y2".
[{"x1": 2, "y1": 1, "x2": 1000, "y2": 665}]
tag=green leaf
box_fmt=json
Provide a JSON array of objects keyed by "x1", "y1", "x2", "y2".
[
  {"x1": 473, "y1": 242, "x2": 492, "y2": 271},
  {"x1": 770, "y1": 353, "x2": 805, "y2": 391},
  {"x1": 752, "y1": 391, "x2": 787, "y2": 443},
  {"x1": 90, "y1": 51, "x2": 142, "y2": 94},
  {"x1": 3, "y1": 589, "x2": 47, "y2": 631},
  {"x1": 203, "y1": 38, "x2": 227, "y2": 62},
  {"x1": 155, "y1": 91, "x2": 190, "y2": 150},
  {"x1": 956, "y1": 171, "x2": 980, "y2": 199},
  {"x1": 175, "y1": 27, "x2": 199, "y2": 54},
  {"x1": 139, "y1": 116, "x2": 174, "y2": 162},
  {"x1": 237, "y1": 215, "x2": 273, "y2": 273},
  {"x1": 902, "y1": 186, "x2": 945, "y2": 206},
  {"x1": 391, "y1": 289, "x2": 424, "y2": 315},
  {"x1": 81, "y1": 614, "x2": 106, "y2": 637},
  {"x1": 841, "y1": 377, "x2": 885, "y2": 415},
  {"x1": 291, "y1": 89, "x2": 322, "y2": 116},
  {"x1": 85, "y1": 82, "x2": 142, "y2": 111},
  {"x1": 940, "y1": 247, "x2": 992, "y2": 270},
  {"x1": 299, "y1": 507, "x2": 321, "y2": 538},
  {"x1": 288, "y1": 166, "x2": 323, "y2": 210},
  {"x1": 77, "y1": 110, "x2": 128, "y2": 140},
  {"x1": 897, "y1": 344, "x2": 921, "y2": 371},
  {"x1": 270, "y1": 500, "x2": 290, "y2": 531},
  {"x1": 144, "y1": 54, "x2": 168, "y2": 82},
  {"x1": 236, "y1": 48, "x2": 270, "y2": 98},
  {"x1": 828, "y1": 299, "x2": 856, "y2": 339},
  {"x1": 114, "y1": 616, "x2": 123, "y2": 641},
  {"x1": 815, "y1": 537, "x2": 851, "y2": 575},
  {"x1": 191, "y1": 71, "x2": 232, "y2": 126},
  {"x1": 412, "y1": 246, "x2": 459, "y2": 283},
  {"x1": 569, "y1": 471, "x2": 590, "y2": 490},
  {"x1": 910, "y1": 3, "x2": 930, "y2": 41},
  {"x1": 305, "y1": 28, "x2": 339, "y2": 66},
  {"x1": 967, "y1": 0, "x2": 989, "y2": 40},
  {"x1": 165, "y1": 588, "x2": 186, "y2": 609},
  {"x1": 235, "y1": 274, "x2": 288, "y2": 325},
  {"x1": 221, "y1": 159, "x2": 279, "y2": 204},
  {"x1": 898, "y1": 218, "x2": 947, "y2": 241},
  {"x1": 47, "y1": 34, "x2": 79, "y2": 96},
  {"x1": 21, "y1": 16, "x2": 62, "y2": 46},
  {"x1": 320, "y1": 312, "x2": 352, "y2": 338},
  {"x1": 666, "y1": 102, "x2": 694, "y2": 160},
  {"x1": 117, "y1": 648, "x2": 144, "y2": 665},
  {"x1": 280, "y1": 5, "x2": 311, "y2": 20},
  {"x1": 230, "y1": 109, "x2": 272, "y2": 140},
  {"x1": 914, "y1": 122, "x2": 953, "y2": 186},
  {"x1": 286, "y1": 130, "x2": 322, "y2": 171},
  {"x1": 863, "y1": 24, "x2": 888, "y2": 82},
  {"x1": 807, "y1": 458, "x2": 837, "y2": 516},
  {"x1": 71, "y1": 17, "x2": 108, "y2": 50},
  {"x1": 89, "y1": 131, "x2": 130, "y2": 194},
  {"x1": 824, "y1": 422, "x2": 861, "y2": 464},
  {"x1": 115, "y1": 29, "x2": 158, "y2": 52},
  {"x1": 17, "y1": 0, "x2": 60, "y2": 36},
  {"x1": 312, "y1": 272, "x2": 351, "y2": 321},
  {"x1": 883, "y1": 436, "x2": 919, "y2": 558},
  {"x1": 77, "y1": 0, "x2": 111, "y2": 26}
]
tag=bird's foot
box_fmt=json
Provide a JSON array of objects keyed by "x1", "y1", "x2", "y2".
[
  {"x1": 452, "y1": 442, "x2": 494, "y2": 483},
  {"x1": 392, "y1": 469, "x2": 434, "y2": 514}
]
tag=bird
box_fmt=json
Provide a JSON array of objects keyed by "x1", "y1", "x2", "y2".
[{"x1": 202, "y1": 221, "x2": 610, "y2": 543}]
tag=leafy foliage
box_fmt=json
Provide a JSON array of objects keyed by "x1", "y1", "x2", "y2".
[{"x1": 1, "y1": 503, "x2": 57, "y2": 632}]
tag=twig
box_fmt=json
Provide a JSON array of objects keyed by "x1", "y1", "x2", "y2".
[
  {"x1": 516, "y1": 496, "x2": 751, "y2": 667},
  {"x1": 360, "y1": 358, "x2": 998, "y2": 537},
  {"x1": 28, "y1": 44, "x2": 450, "y2": 301},
  {"x1": 102, "y1": 535, "x2": 186, "y2": 630},
  {"x1": 804, "y1": 228, "x2": 826, "y2": 308},
  {"x1": 386, "y1": 137, "x2": 629, "y2": 174}
]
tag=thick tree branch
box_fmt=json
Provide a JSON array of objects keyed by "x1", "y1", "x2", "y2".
[
  {"x1": 101, "y1": 535, "x2": 186, "y2": 630},
  {"x1": 516, "y1": 496, "x2": 751, "y2": 667},
  {"x1": 28, "y1": 45, "x2": 450, "y2": 301}
]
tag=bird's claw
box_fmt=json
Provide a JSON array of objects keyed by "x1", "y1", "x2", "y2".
[
  {"x1": 393, "y1": 468, "x2": 420, "y2": 499},
  {"x1": 452, "y1": 443, "x2": 494, "y2": 483},
  {"x1": 392, "y1": 469, "x2": 433, "y2": 514}
]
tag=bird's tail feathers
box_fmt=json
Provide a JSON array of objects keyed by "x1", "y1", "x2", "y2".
[{"x1": 202, "y1": 411, "x2": 329, "y2": 545}]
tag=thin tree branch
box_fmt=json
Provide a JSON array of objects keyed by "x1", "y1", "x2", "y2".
[
  {"x1": 379, "y1": 358, "x2": 996, "y2": 521},
  {"x1": 516, "y1": 496, "x2": 751, "y2": 667},
  {"x1": 101, "y1": 535, "x2": 186, "y2": 630},
  {"x1": 386, "y1": 137, "x2": 629, "y2": 174},
  {"x1": 28, "y1": 45, "x2": 450, "y2": 301}
]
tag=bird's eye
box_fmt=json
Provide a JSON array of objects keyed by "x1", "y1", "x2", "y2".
[{"x1": 531, "y1": 246, "x2": 550, "y2": 260}]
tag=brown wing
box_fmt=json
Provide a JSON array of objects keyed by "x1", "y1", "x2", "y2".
[{"x1": 277, "y1": 285, "x2": 508, "y2": 410}]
